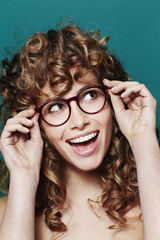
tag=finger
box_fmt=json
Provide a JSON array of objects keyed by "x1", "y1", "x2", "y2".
[
  {"x1": 15, "y1": 117, "x2": 34, "y2": 128},
  {"x1": 103, "y1": 79, "x2": 131, "y2": 88},
  {"x1": 2, "y1": 123, "x2": 30, "y2": 139},
  {"x1": 29, "y1": 113, "x2": 43, "y2": 144},
  {"x1": 120, "y1": 84, "x2": 152, "y2": 99},
  {"x1": 103, "y1": 79, "x2": 121, "y2": 88},
  {"x1": 14, "y1": 105, "x2": 36, "y2": 119},
  {"x1": 3, "y1": 116, "x2": 33, "y2": 134},
  {"x1": 108, "y1": 89, "x2": 125, "y2": 116},
  {"x1": 110, "y1": 82, "x2": 140, "y2": 94},
  {"x1": 121, "y1": 97, "x2": 132, "y2": 105}
]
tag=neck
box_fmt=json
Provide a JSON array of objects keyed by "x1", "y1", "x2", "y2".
[{"x1": 64, "y1": 164, "x2": 102, "y2": 205}]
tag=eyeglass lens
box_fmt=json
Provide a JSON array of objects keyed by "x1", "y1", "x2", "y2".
[{"x1": 41, "y1": 87, "x2": 106, "y2": 126}]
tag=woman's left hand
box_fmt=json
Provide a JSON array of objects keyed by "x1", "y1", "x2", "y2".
[{"x1": 103, "y1": 79, "x2": 157, "y2": 144}]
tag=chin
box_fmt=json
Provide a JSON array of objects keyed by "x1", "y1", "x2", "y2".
[{"x1": 63, "y1": 152, "x2": 105, "y2": 173}]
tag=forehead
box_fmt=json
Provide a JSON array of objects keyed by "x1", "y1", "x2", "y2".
[{"x1": 37, "y1": 68, "x2": 99, "y2": 106}]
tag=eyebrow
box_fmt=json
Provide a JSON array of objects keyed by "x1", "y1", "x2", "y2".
[
  {"x1": 76, "y1": 84, "x2": 99, "y2": 95},
  {"x1": 38, "y1": 83, "x2": 100, "y2": 107}
]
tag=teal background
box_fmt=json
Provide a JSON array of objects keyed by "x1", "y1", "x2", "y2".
[{"x1": 0, "y1": 0, "x2": 160, "y2": 197}]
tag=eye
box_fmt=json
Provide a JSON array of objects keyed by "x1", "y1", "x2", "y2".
[
  {"x1": 48, "y1": 102, "x2": 66, "y2": 113},
  {"x1": 82, "y1": 90, "x2": 98, "y2": 102}
]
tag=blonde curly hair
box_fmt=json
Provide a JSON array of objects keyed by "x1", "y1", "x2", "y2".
[{"x1": 0, "y1": 24, "x2": 140, "y2": 234}]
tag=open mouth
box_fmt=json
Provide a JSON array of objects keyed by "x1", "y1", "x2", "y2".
[
  {"x1": 68, "y1": 132, "x2": 99, "y2": 157},
  {"x1": 68, "y1": 132, "x2": 98, "y2": 146}
]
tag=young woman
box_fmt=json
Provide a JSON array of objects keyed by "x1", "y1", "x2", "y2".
[{"x1": 0, "y1": 24, "x2": 159, "y2": 240}]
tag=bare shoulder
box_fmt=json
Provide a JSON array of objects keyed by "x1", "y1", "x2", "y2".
[
  {"x1": 0, "y1": 195, "x2": 8, "y2": 224},
  {"x1": 125, "y1": 206, "x2": 144, "y2": 238},
  {"x1": 125, "y1": 206, "x2": 141, "y2": 217}
]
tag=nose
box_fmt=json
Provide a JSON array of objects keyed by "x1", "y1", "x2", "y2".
[{"x1": 69, "y1": 101, "x2": 90, "y2": 130}]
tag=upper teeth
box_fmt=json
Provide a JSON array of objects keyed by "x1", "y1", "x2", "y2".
[{"x1": 69, "y1": 132, "x2": 98, "y2": 144}]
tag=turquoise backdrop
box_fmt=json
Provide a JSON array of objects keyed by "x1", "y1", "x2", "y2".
[{"x1": 0, "y1": 0, "x2": 160, "y2": 197}]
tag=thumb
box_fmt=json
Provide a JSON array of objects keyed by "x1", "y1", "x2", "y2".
[
  {"x1": 29, "y1": 113, "x2": 43, "y2": 143},
  {"x1": 109, "y1": 89, "x2": 125, "y2": 117}
]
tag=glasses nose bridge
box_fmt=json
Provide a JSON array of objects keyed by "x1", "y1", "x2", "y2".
[{"x1": 67, "y1": 95, "x2": 79, "y2": 107}]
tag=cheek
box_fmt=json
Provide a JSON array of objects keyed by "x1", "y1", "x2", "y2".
[
  {"x1": 41, "y1": 123, "x2": 64, "y2": 147},
  {"x1": 105, "y1": 111, "x2": 113, "y2": 133},
  {"x1": 100, "y1": 107, "x2": 113, "y2": 143},
  {"x1": 98, "y1": 105, "x2": 112, "y2": 128}
]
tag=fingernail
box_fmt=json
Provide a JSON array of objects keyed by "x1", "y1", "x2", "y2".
[
  {"x1": 111, "y1": 86, "x2": 117, "y2": 91},
  {"x1": 27, "y1": 104, "x2": 35, "y2": 110},
  {"x1": 27, "y1": 119, "x2": 33, "y2": 123},
  {"x1": 36, "y1": 113, "x2": 40, "y2": 120},
  {"x1": 24, "y1": 127, "x2": 30, "y2": 132},
  {"x1": 103, "y1": 79, "x2": 109, "y2": 83},
  {"x1": 28, "y1": 108, "x2": 35, "y2": 113}
]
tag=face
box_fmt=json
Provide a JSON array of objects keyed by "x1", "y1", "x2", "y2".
[{"x1": 37, "y1": 67, "x2": 113, "y2": 172}]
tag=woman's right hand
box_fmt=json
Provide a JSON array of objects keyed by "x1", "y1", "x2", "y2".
[{"x1": 0, "y1": 105, "x2": 43, "y2": 182}]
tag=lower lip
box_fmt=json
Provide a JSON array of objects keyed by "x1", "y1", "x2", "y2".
[{"x1": 68, "y1": 134, "x2": 99, "y2": 157}]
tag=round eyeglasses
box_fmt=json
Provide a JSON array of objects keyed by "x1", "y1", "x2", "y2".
[{"x1": 36, "y1": 85, "x2": 108, "y2": 127}]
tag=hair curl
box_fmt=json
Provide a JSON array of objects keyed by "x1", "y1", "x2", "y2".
[{"x1": 0, "y1": 24, "x2": 140, "y2": 234}]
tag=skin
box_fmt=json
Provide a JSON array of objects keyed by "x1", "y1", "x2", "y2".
[
  {"x1": 0, "y1": 67, "x2": 159, "y2": 240},
  {"x1": 105, "y1": 79, "x2": 160, "y2": 240},
  {"x1": 39, "y1": 68, "x2": 113, "y2": 173}
]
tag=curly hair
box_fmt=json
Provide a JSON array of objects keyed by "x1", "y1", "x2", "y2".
[{"x1": 0, "y1": 24, "x2": 140, "y2": 234}]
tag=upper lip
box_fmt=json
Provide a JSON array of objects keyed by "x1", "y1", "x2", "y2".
[{"x1": 66, "y1": 130, "x2": 99, "y2": 142}]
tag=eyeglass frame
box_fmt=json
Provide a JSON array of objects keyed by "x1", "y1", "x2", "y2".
[{"x1": 36, "y1": 85, "x2": 108, "y2": 127}]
